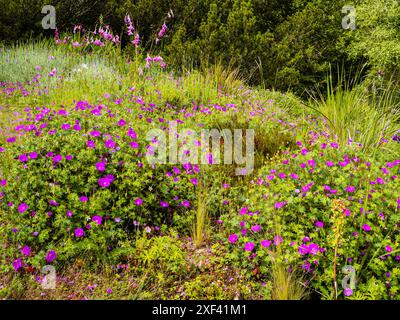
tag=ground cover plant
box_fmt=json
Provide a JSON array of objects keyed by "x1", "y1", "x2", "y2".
[{"x1": 0, "y1": 4, "x2": 399, "y2": 300}]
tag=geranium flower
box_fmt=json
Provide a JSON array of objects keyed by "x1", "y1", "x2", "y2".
[
  {"x1": 98, "y1": 175, "x2": 115, "y2": 188},
  {"x1": 105, "y1": 139, "x2": 116, "y2": 149},
  {"x1": 346, "y1": 186, "x2": 356, "y2": 193},
  {"x1": 244, "y1": 242, "x2": 255, "y2": 251},
  {"x1": 87, "y1": 140, "x2": 96, "y2": 148},
  {"x1": 46, "y1": 250, "x2": 57, "y2": 263},
  {"x1": 118, "y1": 119, "x2": 126, "y2": 126},
  {"x1": 79, "y1": 196, "x2": 88, "y2": 202},
  {"x1": 95, "y1": 161, "x2": 105, "y2": 172},
  {"x1": 92, "y1": 215, "x2": 102, "y2": 225},
  {"x1": 74, "y1": 228, "x2": 85, "y2": 237},
  {"x1": 18, "y1": 202, "x2": 28, "y2": 213},
  {"x1": 251, "y1": 225, "x2": 261, "y2": 232},
  {"x1": 362, "y1": 224, "x2": 371, "y2": 232},
  {"x1": 261, "y1": 240, "x2": 271, "y2": 248},
  {"x1": 315, "y1": 221, "x2": 324, "y2": 228},
  {"x1": 29, "y1": 152, "x2": 38, "y2": 159},
  {"x1": 344, "y1": 288, "x2": 353, "y2": 296},
  {"x1": 21, "y1": 246, "x2": 31, "y2": 256},
  {"x1": 135, "y1": 198, "x2": 143, "y2": 206},
  {"x1": 160, "y1": 201, "x2": 169, "y2": 207},
  {"x1": 229, "y1": 234, "x2": 238, "y2": 244},
  {"x1": 130, "y1": 141, "x2": 139, "y2": 149},
  {"x1": 19, "y1": 154, "x2": 28, "y2": 162},
  {"x1": 12, "y1": 258, "x2": 22, "y2": 271}
]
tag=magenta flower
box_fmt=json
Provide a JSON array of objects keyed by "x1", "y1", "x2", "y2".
[
  {"x1": 45, "y1": 250, "x2": 57, "y2": 263},
  {"x1": 290, "y1": 173, "x2": 299, "y2": 180},
  {"x1": 90, "y1": 130, "x2": 101, "y2": 137},
  {"x1": 308, "y1": 243, "x2": 320, "y2": 255},
  {"x1": 74, "y1": 228, "x2": 85, "y2": 237},
  {"x1": 12, "y1": 258, "x2": 23, "y2": 271},
  {"x1": 326, "y1": 161, "x2": 335, "y2": 167},
  {"x1": 0, "y1": 179, "x2": 6, "y2": 186},
  {"x1": 315, "y1": 221, "x2": 324, "y2": 228},
  {"x1": 346, "y1": 186, "x2": 356, "y2": 193},
  {"x1": 95, "y1": 161, "x2": 106, "y2": 172},
  {"x1": 79, "y1": 196, "x2": 88, "y2": 202},
  {"x1": 362, "y1": 224, "x2": 371, "y2": 232},
  {"x1": 98, "y1": 175, "x2": 115, "y2": 188},
  {"x1": 19, "y1": 154, "x2": 28, "y2": 162},
  {"x1": 53, "y1": 154, "x2": 62, "y2": 164},
  {"x1": 87, "y1": 140, "x2": 96, "y2": 148},
  {"x1": 118, "y1": 119, "x2": 126, "y2": 126},
  {"x1": 181, "y1": 200, "x2": 190, "y2": 208},
  {"x1": 18, "y1": 202, "x2": 28, "y2": 213},
  {"x1": 105, "y1": 139, "x2": 116, "y2": 149},
  {"x1": 160, "y1": 201, "x2": 169, "y2": 208},
  {"x1": 130, "y1": 141, "x2": 139, "y2": 149},
  {"x1": 66, "y1": 210, "x2": 73, "y2": 218},
  {"x1": 251, "y1": 225, "x2": 261, "y2": 232},
  {"x1": 344, "y1": 288, "x2": 353, "y2": 297},
  {"x1": 261, "y1": 240, "x2": 271, "y2": 248},
  {"x1": 21, "y1": 246, "x2": 31, "y2": 256},
  {"x1": 135, "y1": 198, "x2": 143, "y2": 206},
  {"x1": 127, "y1": 128, "x2": 137, "y2": 139},
  {"x1": 92, "y1": 215, "x2": 102, "y2": 225},
  {"x1": 191, "y1": 178, "x2": 198, "y2": 185},
  {"x1": 274, "y1": 202, "x2": 286, "y2": 209},
  {"x1": 244, "y1": 242, "x2": 255, "y2": 251},
  {"x1": 385, "y1": 246, "x2": 393, "y2": 253},
  {"x1": 229, "y1": 234, "x2": 238, "y2": 244},
  {"x1": 299, "y1": 244, "x2": 309, "y2": 255},
  {"x1": 29, "y1": 152, "x2": 38, "y2": 159},
  {"x1": 274, "y1": 235, "x2": 283, "y2": 246}
]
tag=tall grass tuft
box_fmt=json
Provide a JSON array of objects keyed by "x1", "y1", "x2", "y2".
[
  {"x1": 192, "y1": 179, "x2": 209, "y2": 248},
  {"x1": 309, "y1": 69, "x2": 400, "y2": 155}
]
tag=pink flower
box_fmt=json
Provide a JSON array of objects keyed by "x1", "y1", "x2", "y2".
[
  {"x1": 251, "y1": 225, "x2": 261, "y2": 232},
  {"x1": 315, "y1": 221, "x2": 324, "y2": 228},
  {"x1": 12, "y1": 258, "x2": 22, "y2": 271},
  {"x1": 105, "y1": 139, "x2": 116, "y2": 149},
  {"x1": 74, "y1": 228, "x2": 85, "y2": 237},
  {"x1": 326, "y1": 161, "x2": 335, "y2": 167},
  {"x1": 344, "y1": 288, "x2": 353, "y2": 296},
  {"x1": 95, "y1": 161, "x2": 106, "y2": 172},
  {"x1": 21, "y1": 246, "x2": 31, "y2": 256},
  {"x1": 19, "y1": 154, "x2": 28, "y2": 162},
  {"x1": 274, "y1": 235, "x2": 283, "y2": 246},
  {"x1": 362, "y1": 224, "x2": 371, "y2": 232},
  {"x1": 160, "y1": 201, "x2": 169, "y2": 207},
  {"x1": 346, "y1": 186, "x2": 356, "y2": 193},
  {"x1": 229, "y1": 234, "x2": 238, "y2": 244},
  {"x1": 18, "y1": 202, "x2": 28, "y2": 213},
  {"x1": 98, "y1": 175, "x2": 115, "y2": 188},
  {"x1": 45, "y1": 250, "x2": 57, "y2": 263},
  {"x1": 261, "y1": 240, "x2": 271, "y2": 248},
  {"x1": 92, "y1": 215, "x2": 102, "y2": 225},
  {"x1": 135, "y1": 198, "x2": 143, "y2": 206},
  {"x1": 87, "y1": 140, "x2": 96, "y2": 148},
  {"x1": 385, "y1": 246, "x2": 393, "y2": 253},
  {"x1": 244, "y1": 242, "x2": 255, "y2": 251}
]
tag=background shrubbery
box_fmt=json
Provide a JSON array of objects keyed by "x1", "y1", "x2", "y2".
[{"x1": 1, "y1": 0, "x2": 399, "y2": 94}]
